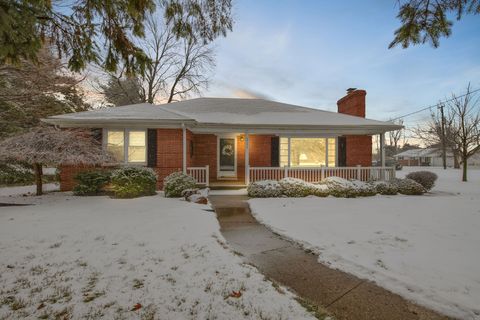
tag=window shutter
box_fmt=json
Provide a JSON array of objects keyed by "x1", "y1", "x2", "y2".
[
  {"x1": 338, "y1": 136, "x2": 347, "y2": 167},
  {"x1": 147, "y1": 129, "x2": 157, "y2": 167},
  {"x1": 91, "y1": 128, "x2": 102, "y2": 142},
  {"x1": 271, "y1": 136, "x2": 280, "y2": 167}
]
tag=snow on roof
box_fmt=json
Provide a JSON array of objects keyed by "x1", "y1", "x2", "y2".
[
  {"x1": 44, "y1": 97, "x2": 402, "y2": 132},
  {"x1": 47, "y1": 103, "x2": 190, "y2": 121},
  {"x1": 394, "y1": 148, "x2": 441, "y2": 158}
]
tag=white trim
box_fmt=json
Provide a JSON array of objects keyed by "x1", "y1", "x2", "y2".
[
  {"x1": 182, "y1": 124, "x2": 187, "y2": 173},
  {"x1": 103, "y1": 128, "x2": 147, "y2": 165},
  {"x1": 326, "y1": 138, "x2": 329, "y2": 167},
  {"x1": 245, "y1": 132, "x2": 250, "y2": 185},
  {"x1": 216, "y1": 134, "x2": 238, "y2": 178},
  {"x1": 287, "y1": 137, "x2": 291, "y2": 167},
  {"x1": 380, "y1": 133, "x2": 386, "y2": 167}
]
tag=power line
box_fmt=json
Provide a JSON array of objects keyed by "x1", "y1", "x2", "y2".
[{"x1": 390, "y1": 87, "x2": 480, "y2": 121}]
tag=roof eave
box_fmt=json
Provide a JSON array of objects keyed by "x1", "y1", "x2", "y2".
[{"x1": 41, "y1": 118, "x2": 196, "y2": 128}]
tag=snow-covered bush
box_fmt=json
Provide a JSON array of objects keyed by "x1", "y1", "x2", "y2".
[
  {"x1": 111, "y1": 167, "x2": 157, "y2": 198},
  {"x1": 406, "y1": 171, "x2": 438, "y2": 191},
  {"x1": 374, "y1": 181, "x2": 398, "y2": 195},
  {"x1": 394, "y1": 178, "x2": 425, "y2": 195},
  {"x1": 247, "y1": 180, "x2": 283, "y2": 198},
  {"x1": 164, "y1": 171, "x2": 196, "y2": 198},
  {"x1": 279, "y1": 177, "x2": 314, "y2": 197},
  {"x1": 73, "y1": 170, "x2": 111, "y2": 196},
  {"x1": 311, "y1": 183, "x2": 330, "y2": 197},
  {"x1": 0, "y1": 163, "x2": 34, "y2": 185},
  {"x1": 323, "y1": 177, "x2": 358, "y2": 198},
  {"x1": 350, "y1": 179, "x2": 377, "y2": 197}
]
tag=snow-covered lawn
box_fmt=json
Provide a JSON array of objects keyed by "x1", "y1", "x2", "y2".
[
  {"x1": 250, "y1": 167, "x2": 480, "y2": 319},
  {"x1": 0, "y1": 193, "x2": 315, "y2": 319}
]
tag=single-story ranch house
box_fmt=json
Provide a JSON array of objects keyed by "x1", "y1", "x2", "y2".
[{"x1": 44, "y1": 89, "x2": 402, "y2": 190}]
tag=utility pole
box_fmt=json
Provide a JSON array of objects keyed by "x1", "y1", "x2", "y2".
[{"x1": 438, "y1": 104, "x2": 447, "y2": 169}]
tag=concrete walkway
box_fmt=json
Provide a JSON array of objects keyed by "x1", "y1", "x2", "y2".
[{"x1": 209, "y1": 195, "x2": 451, "y2": 320}]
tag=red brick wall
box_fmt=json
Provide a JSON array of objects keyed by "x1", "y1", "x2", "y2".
[
  {"x1": 59, "y1": 165, "x2": 95, "y2": 191},
  {"x1": 59, "y1": 131, "x2": 276, "y2": 190},
  {"x1": 337, "y1": 89, "x2": 372, "y2": 167},
  {"x1": 190, "y1": 134, "x2": 218, "y2": 180},
  {"x1": 155, "y1": 129, "x2": 186, "y2": 189},
  {"x1": 249, "y1": 135, "x2": 273, "y2": 167}
]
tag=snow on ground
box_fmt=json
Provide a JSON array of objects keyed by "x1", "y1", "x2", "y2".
[
  {"x1": 0, "y1": 183, "x2": 58, "y2": 197},
  {"x1": 250, "y1": 167, "x2": 480, "y2": 319},
  {"x1": 0, "y1": 193, "x2": 315, "y2": 320}
]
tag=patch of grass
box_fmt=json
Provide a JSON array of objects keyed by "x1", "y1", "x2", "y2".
[
  {"x1": 82, "y1": 272, "x2": 104, "y2": 303},
  {"x1": 76, "y1": 259, "x2": 88, "y2": 267},
  {"x1": 83, "y1": 291, "x2": 105, "y2": 303},
  {"x1": 49, "y1": 242, "x2": 62, "y2": 249},
  {"x1": 30, "y1": 265, "x2": 45, "y2": 275},
  {"x1": 54, "y1": 306, "x2": 72, "y2": 319},
  {"x1": 295, "y1": 297, "x2": 330, "y2": 320},
  {"x1": 9, "y1": 297, "x2": 27, "y2": 311},
  {"x1": 132, "y1": 279, "x2": 144, "y2": 289}
]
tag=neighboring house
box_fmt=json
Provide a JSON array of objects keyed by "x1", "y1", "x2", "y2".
[
  {"x1": 394, "y1": 148, "x2": 480, "y2": 167},
  {"x1": 394, "y1": 148, "x2": 455, "y2": 167},
  {"x1": 44, "y1": 89, "x2": 401, "y2": 190}
]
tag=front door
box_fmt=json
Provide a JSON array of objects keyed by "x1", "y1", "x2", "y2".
[{"x1": 217, "y1": 135, "x2": 237, "y2": 178}]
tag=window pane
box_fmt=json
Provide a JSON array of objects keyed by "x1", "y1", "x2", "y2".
[
  {"x1": 107, "y1": 131, "x2": 124, "y2": 162},
  {"x1": 328, "y1": 138, "x2": 336, "y2": 167},
  {"x1": 128, "y1": 131, "x2": 146, "y2": 163},
  {"x1": 290, "y1": 138, "x2": 326, "y2": 167}
]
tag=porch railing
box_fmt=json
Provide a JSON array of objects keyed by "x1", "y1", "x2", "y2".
[
  {"x1": 249, "y1": 166, "x2": 395, "y2": 183},
  {"x1": 187, "y1": 165, "x2": 209, "y2": 186}
]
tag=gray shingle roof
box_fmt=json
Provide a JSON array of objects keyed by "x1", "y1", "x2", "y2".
[{"x1": 44, "y1": 97, "x2": 402, "y2": 133}]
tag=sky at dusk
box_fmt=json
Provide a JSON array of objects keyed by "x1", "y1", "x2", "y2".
[{"x1": 203, "y1": 0, "x2": 480, "y2": 123}]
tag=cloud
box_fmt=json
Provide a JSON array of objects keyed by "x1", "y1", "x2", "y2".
[{"x1": 231, "y1": 88, "x2": 271, "y2": 99}]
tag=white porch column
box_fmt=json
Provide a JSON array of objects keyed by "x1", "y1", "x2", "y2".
[
  {"x1": 380, "y1": 133, "x2": 386, "y2": 180},
  {"x1": 380, "y1": 133, "x2": 386, "y2": 167},
  {"x1": 182, "y1": 123, "x2": 187, "y2": 174},
  {"x1": 245, "y1": 132, "x2": 250, "y2": 185}
]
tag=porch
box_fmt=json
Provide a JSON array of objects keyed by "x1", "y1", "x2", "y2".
[{"x1": 182, "y1": 129, "x2": 393, "y2": 187}]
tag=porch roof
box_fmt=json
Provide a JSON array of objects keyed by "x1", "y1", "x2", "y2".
[{"x1": 43, "y1": 98, "x2": 402, "y2": 135}]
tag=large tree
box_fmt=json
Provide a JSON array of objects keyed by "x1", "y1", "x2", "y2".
[
  {"x1": 99, "y1": 74, "x2": 145, "y2": 106},
  {"x1": 0, "y1": 46, "x2": 89, "y2": 138},
  {"x1": 0, "y1": 127, "x2": 113, "y2": 195},
  {"x1": 100, "y1": 10, "x2": 215, "y2": 105},
  {"x1": 415, "y1": 85, "x2": 480, "y2": 181},
  {"x1": 0, "y1": 0, "x2": 233, "y2": 75},
  {"x1": 390, "y1": 0, "x2": 479, "y2": 49}
]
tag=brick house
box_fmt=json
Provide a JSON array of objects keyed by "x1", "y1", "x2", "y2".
[{"x1": 44, "y1": 89, "x2": 401, "y2": 190}]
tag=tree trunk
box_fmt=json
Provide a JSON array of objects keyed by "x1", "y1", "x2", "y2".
[
  {"x1": 34, "y1": 163, "x2": 43, "y2": 195},
  {"x1": 462, "y1": 157, "x2": 468, "y2": 182},
  {"x1": 453, "y1": 149, "x2": 460, "y2": 168}
]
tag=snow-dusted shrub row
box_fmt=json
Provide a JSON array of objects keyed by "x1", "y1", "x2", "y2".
[
  {"x1": 111, "y1": 166, "x2": 157, "y2": 198},
  {"x1": 373, "y1": 181, "x2": 398, "y2": 195},
  {"x1": 247, "y1": 180, "x2": 283, "y2": 197},
  {"x1": 248, "y1": 176, "x2": 426, "y2": 198},
  {"x1": 164, "y1": 171, "x2": 197, "y2": 197},
  {"x1": 406, "y1": 171, "x2": 438, "y2": 191},
  {"x1": 73, "y1": 170, "x2": 111, "y2": 196},
  {"x1": 393, "y1": 178, "x2": 425, "y2": 195}
]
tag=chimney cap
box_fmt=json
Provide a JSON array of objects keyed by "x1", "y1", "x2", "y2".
[{"x1": 346, "y1": 88, "x2": 357, "y2": 93}]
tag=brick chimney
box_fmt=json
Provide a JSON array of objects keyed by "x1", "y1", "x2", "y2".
[
  {"x1": 337, "y1": 88, "x2": 366, "y2": 118},
  {"x1": 336, "y1": 88, "x2": 371, "y2": 167}
]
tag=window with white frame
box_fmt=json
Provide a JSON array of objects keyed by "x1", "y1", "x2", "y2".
[
  {"x1": 105, "y1": 129, "x2": 146, "y2": 164},
  {"x1": 280, "y1": 137, "x2": 336, "y2": 167}
]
